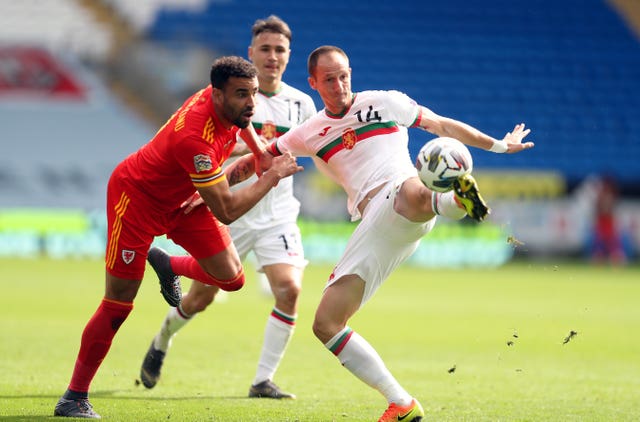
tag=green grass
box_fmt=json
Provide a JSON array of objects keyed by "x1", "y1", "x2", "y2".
[{"x1": 1, "y1": 258, "x2": 639, "y2": 421}]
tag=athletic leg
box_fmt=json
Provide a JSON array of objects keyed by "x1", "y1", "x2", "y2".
[
  {"x1": 248, "y1": 223, "x2": 305, "y2": 398},
  {"x1": 249, "y1": 263, "x2": 301, "y2": 399},
  {"x1": 140, "y1": 281, "x2": 218, "y2": 388},
  {"x1": 55, "y1": 274, "x2": 140, "y2": 418},
  {"x1": 56, "y1": 178, "x2": 153, "y2": 418}
]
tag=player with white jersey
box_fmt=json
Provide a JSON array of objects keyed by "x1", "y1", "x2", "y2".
[
  {"x1": 263, "y1": 45, "x2": 534, "y2": 421},
  {"x1": 282, "y1": 89, "x2": 420, "y2": 221},
  {"x1": 140, "y1": 16, "x2": 316, "y2": 400},
  {"x1": 226, "y1": 82, "x2": 315, "y2": 305},
  {"x1": 231, "y1": 81, "x2": 315, "y2": 230}
]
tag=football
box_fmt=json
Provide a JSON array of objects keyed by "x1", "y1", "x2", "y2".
[{"x1": 415, "y1": 137, "x2": 473, "y2": 192}]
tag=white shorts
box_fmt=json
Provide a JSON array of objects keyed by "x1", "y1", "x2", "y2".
[
  {"x1": 230, "y1": 222, "x2": 307, "y2": 272},
  {"x1": 327, "y1": 177, "x2": 436, "y2": 307}
]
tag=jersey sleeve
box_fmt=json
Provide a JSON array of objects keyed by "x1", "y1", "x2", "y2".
[
  {"x1": 175, "y1": 134, "x2": 227, "y2": 188},
  {"x1": 382, "y1": 90, "x2": 421, "y2": 128},
  {"x1": 273, "y1": 123, "x2": 312, "y2": 157}
]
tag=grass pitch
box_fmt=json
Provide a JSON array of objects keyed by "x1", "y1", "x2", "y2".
[{"x1": 0, "y1": 258, "x2": 639, "y2": 421}]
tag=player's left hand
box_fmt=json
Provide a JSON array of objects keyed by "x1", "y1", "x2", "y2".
[
  {"x1": 181, "y1": 192, "x2": 204, "y2": 214},
  {"x1": 502, "y1": 123, "x2": 534, "y2": 153}
]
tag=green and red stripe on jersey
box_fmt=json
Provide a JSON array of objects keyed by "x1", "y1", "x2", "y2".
[
  {"x1": 267, "y1": 141, "x2": 282, "y2": 156},
  {"x1": 252, "y1": 122, "x2": 290, "y2": 138},
  {"x1": 253, "y1": 122, "x2": 290, "y2": 139},
  {"x1": 410, "y1": 107, "x2": 422, "y2": 128},
  {"x1": 316, "y1": 121, "x2": 399, "y2": 162}
]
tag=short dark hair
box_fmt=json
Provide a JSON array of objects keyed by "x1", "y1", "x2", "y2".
[
  {"x1": 307, "y1": 45, "x2": 347, "y2": 76},
  {"x1": 251, "y1": 15, "x2": 291, "y2": 42},
  {"x1": 210, "y1": 56, "x2": 258, "y2": 89}
]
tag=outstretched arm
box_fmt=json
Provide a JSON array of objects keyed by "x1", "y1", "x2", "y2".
[
  {"x1": 197, "y1": 152, "x2": 303, "y2": 225},
  {"x1": 179, "y1": 153, "x2": 262, "y2": 215},
  {"x1": 415, "y1": 106, "x2": 534, "y2": 154}
]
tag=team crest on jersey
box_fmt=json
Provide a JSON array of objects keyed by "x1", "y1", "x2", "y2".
[
  {"x1": 122, "y1": 250, "x2": 135, "y2": 264},
  {"x1": 193, "y1": 154, "x2": 213, "y2": 172},
  {"x1": 342, "y1": 128, "x2": 357, "y2": 150},
  {"x1": 261, "y1": 121, "x2": 277, "y2": 140}
]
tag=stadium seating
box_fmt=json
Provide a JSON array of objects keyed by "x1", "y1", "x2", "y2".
[
  {"x1": 0, "y1": 59, "x2": 154, "y2": 210},
  {"x1": 0, "y1": 0, "x2": 112, "y2": 60},
  {"x1": 2, "y1": 0, "x2": 636, "y2": 260},
  {"x1": 101, "y1": 0, "x2": 208, "y2": 33},
  {"x1": 0, "y1": 1, "x2": 154, "y2": 210},
  {"x1": 136, "y1": 0, "x2": 640, "y2": 193}
]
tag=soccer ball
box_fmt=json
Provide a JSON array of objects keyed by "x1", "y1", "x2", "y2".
[{"x1": 415, "y1": 137, "x2": 473, "y2": 192}]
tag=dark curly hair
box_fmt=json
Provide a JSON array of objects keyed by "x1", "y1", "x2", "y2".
[{"x1": 210, "y1": 56, "x2": 258, "y2": 90}]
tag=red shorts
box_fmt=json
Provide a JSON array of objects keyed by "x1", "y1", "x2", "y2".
[{"x1": 105, "y1": 175, "x2": 231, "y2": 280}]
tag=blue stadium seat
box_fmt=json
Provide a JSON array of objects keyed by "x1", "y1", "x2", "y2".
[{"x1": 144, "y1": 0, "x2": 640, "y2": 193}]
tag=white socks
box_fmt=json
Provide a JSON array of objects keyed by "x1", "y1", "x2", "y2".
[
  {"x1": 253, "y1": 308, "x2": 296, "y2": 385},
  {"x1": 153, "y1": 304, "x2": 192, "y2": 352},
  {"x1": 325, "y1": 327, "x2": 412, "y2": 406},
  {"x1": 432, "y1": 191, "x2": 466, "y2": 220},
  {"x1": 152, "y1": 304, "x2": 296, "y2": 387}
]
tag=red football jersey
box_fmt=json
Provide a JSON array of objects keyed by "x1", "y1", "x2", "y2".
[{"x1": 118, "y1": 85, "x2": 239, "y2": 212}]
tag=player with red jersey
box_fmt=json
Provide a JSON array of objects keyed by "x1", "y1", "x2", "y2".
[
  {"x1": 138, "y1": 16, "x2": 317, "y2": 400},
  {"x1": 54, "y1": 56, "x2": 302, "y2": 419}
]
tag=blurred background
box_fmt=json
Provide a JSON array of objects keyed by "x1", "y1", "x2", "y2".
[{"x1": 1, "y1": 0, "x2": 638, "y2": 267}]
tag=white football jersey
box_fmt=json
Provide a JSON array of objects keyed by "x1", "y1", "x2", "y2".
[
  {"x1": 230, "y1": 82, "x2": 316, "y2": 229},
  {"x1": 275, "y1": 90, "x2": 420, "y2": 220}
]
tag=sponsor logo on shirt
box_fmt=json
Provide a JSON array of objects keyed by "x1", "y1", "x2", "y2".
[{"x1": 318, "y1": 126, "x2": 331, "y2": 136}]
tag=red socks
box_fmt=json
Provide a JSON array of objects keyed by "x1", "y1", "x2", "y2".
[
  {"x1": 68, "y1": 298, "x2": 133, "y2": 393},
  {"x1": 170, "y1": 255, "x2": 245, "y2": 291}
]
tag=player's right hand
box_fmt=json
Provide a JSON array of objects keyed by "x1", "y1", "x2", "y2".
[{"x1": 502, "y1": 123, "x2": 534, "y2": 153}]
